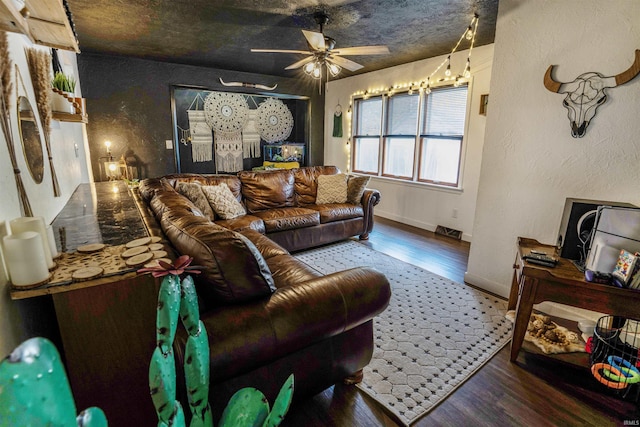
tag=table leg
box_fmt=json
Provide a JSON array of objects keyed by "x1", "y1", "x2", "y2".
[
  {"x1": 508, "y1": 268, "x2": 520, "y2": 311},
  {"x1": 510, "y1": 276, "x2": 537, "y2": 362}
]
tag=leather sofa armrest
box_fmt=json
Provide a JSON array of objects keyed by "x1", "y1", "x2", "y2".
[
  {"x1": 187, "y1": 266, "x2": 391, "y2": 383},
  {"x1": 360, "y1": 188, "x2": 381, "y2": 240}
]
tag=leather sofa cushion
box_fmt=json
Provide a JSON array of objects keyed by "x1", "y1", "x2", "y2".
[
  {"x1": 160, "y1": 211, "x2": 276, "y2": 305},
  {"x1": 307, "y1": 204, "x2": 364, "y2": 224},
  {"x1": 239, "y1": 229, "x2": 289, "y2": 260},
  {"x1": 149, "y1": 185, "x2": 202, "y2": 221},
  {"x1": 215, "y1": 215, "x2": 265, "y2": 234},
  {"x1": 238, "y1": 169, "x2": 295, "y2": 213},
  {"x1": 252, "y1": 207, "x2": 320, "y2": 232},
  {"x1": 294, "y1": 166, "x2": 339, "y2": 206},
  {"x1": 265, "y1": 254, "x2": 322, "y2": 289},
  {"x1": 139, "y1": 177, "x2": 175, "y2": 202}
]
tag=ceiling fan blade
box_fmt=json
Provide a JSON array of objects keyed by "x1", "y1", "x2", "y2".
[
  {"x1": 285, "y1": 56, "x2": 315, "y2": 70},
  {"x1": 331, "y1": 45, "x2": 390, "y2": 56},
  {"x1": 302, "y1": 30, "x2": 326, "y2": 51},
  {"x1": 251, "y1": 48, "x2": 311, "y2": 54},
  {"x1": 327, "y1": 55, "x2": 363, "y2": 72}
]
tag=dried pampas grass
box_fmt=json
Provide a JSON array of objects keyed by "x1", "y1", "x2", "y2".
[
  {"x1": 0, "y1": 31, "x2": 33, "y2": 216},
  {"x1": 26, "y1": 46, "x2": 60, "y2": 196}
]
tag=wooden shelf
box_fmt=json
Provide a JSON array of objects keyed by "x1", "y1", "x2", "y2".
[
  {"x1": 520, "y1": 314, "x2": 591, "y2": 368},
  {"x1": 52, "y1": 111, "x2": 87, "y2": 123},
  {"x1": 0, "y1": 0, "x2": 31, "y2": 38},
  {"x1": 0, "y1": 0, "x2": 79, "y2": 52}
]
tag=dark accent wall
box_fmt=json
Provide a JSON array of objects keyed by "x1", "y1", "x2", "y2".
[{"x1": 77, "y1": 53, "x2": 324, "y2": 181}]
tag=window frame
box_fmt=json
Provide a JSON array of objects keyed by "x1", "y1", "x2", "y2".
[
  {"x1": 351, "y1": 95, "x2": 384, "y2": 176},
  {"x1": 350, "y1": 84, "x2": 468, "y2": 189},
  {"x1": 381, "y1": 92, "x2": 421, "y2": 180}
]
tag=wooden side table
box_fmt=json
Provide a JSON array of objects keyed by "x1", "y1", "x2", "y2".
[{"x1": 509, "y1": 237, "x2": 640, "y2": 362}]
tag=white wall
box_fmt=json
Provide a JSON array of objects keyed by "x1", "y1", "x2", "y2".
[
  {"x1": 324, "y1": 44, "x2": 494, "y2": 241},
  {"x1": 0, "y1": 32, "x2": 90, "y2": 356},
  {"x1": 465, "y1": 0, "x2": 640, "y2": 300}
]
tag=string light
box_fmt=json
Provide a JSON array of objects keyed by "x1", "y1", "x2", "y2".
[{"x1": 347, "y1": 13, "x2": 479, "y2": 101}]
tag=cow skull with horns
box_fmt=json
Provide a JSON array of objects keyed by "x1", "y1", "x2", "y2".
[{"x1": 544, "y1": 50, "x2": 640, "y2": 138}]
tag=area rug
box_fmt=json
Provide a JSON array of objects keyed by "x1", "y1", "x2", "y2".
[{"x1": 294, "y1": 240, "x2": 512, "y2": 426}]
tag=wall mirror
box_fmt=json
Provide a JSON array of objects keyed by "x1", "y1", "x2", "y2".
[{"x1": 17, "y1": 96, "x2": 45, "y2": 183}]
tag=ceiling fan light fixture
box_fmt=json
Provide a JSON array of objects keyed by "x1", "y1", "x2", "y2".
[
  {"x1": 312, "y1": 63, "x2": 322, "y2": 79},
  {"x1": 327, "y1": 62, "x2": 342, "y2": 77},
  {"x1": 303, "y1": 61, "x2": 316, "y2": 73}
]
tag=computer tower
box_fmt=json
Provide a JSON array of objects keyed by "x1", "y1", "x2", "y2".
[{"x1": 557, "y1": 198, "x2": 636, "y2": 261}]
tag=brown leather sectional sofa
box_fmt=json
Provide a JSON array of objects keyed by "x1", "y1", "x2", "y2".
[{"x1": 138, "y1": 166, "x2": 391, "y2": 421}]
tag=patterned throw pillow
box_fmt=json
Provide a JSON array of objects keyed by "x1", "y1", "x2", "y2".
[
  {"x1": 347, "y1": 175, "x2": 370, "y2": 205},
  {"x1": 316, "y1": 173, "x2": 348, "y2": 204},
  {"x1": 201, "y1": 183, "x2": 247, "y2": 219},
  {"x1": 175, "y1": 182, "x2": 215, "y2": 221}
]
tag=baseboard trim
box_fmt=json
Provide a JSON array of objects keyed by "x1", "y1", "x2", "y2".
[
  {"x1": 463, "y1": 272, "x2": 510, "y2": 299},
  {"x1": 375, "y1": 211, "x2": 472, "y2": 242}
]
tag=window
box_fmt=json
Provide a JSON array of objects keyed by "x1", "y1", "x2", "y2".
[
  {"x1": 351, "y1": 85, "x2": 468, "y2": 187},
  {"x1": 352, "y1": 97, "x2": 382, "y2": 174},
  {"x1": 383, "y1": 93, "x2": 419, "y2": 179}
]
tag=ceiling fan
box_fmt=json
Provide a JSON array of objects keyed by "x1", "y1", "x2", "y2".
[{"x1": 251, "y1": 11, "x2": 390, "y2": 78}]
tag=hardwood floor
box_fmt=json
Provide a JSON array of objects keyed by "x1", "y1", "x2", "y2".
[{"x1": 282, "y1": 217, "x2": 640, "y2": 427}]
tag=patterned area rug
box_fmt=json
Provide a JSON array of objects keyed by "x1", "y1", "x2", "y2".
[{"x1": 294, "y1": 240, "x2": 512, "y2": 426}]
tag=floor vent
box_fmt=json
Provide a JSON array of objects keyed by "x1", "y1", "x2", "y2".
[{"x1": 435, "y1": 225, "x2": 462, "y2": 240}]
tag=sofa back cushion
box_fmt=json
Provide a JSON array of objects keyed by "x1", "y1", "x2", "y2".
[
  {"x1": 149, "y1": 183, "x2": 204, "y2": 221},
  {"x1": 238, "y1": 169, "x2": 295, "y2": 213},
  {"x1": 294, "y1": 166, "x2": 339, "y2": 205},
  {"x1": 160, "y1": 211, "x2": 276, "y2": 305}
]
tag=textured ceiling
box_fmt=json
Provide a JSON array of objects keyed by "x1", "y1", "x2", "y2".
[{"x1": 65, "y1": 0, "x2": 499, "y2": 79}]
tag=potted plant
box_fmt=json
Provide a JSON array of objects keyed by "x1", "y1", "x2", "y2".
[{"x1": 50, "y1": 72, "x2": 76, "y2": 113}]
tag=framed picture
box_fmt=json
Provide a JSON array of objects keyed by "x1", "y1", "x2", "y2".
[{"x1": 171, "y1": 85, "x2": 309, "y2": 174}]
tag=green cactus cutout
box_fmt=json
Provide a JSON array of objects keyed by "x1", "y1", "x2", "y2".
[
  {"x1": 140, "y1": 255, "x2": 294, "y2": 427},
  {"x1": 0, "y1": 337, "x2": 107, "y2": 427}
]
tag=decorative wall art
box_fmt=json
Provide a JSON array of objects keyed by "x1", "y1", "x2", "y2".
[
  {"x1": 544, "y1": 50, "x2": 640, "y2": 138},
  {"x1": 25, "y1": 47, "x2": 60, "y2": 196},
  {"x1": 256, "y1": 98, "x2": 294, "y2": 143},
  {"x1": 171, "y1": 85, "x2": 308, "y2": 174}
]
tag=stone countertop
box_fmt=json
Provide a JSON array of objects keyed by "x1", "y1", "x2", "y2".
[{"x1": 52, "y1": 181, "x2": 149, "y2": 252}]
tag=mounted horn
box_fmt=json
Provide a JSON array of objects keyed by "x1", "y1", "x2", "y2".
[
  {"x1": 543, "y1": 65, "x2": 562, "y2": 93},
  {"x1": 219, "y1": 78, "x2": 277, "y2": 91},
  {"x1": 613, "y1": 49, "x2": 640, "y2": 86}
]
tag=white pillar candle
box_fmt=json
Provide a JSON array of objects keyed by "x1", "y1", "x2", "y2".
[
  {"x1": 0, "y1": 221, "x2": 9, "y2": 282},
  {"x1": 46, "y1": 225, "x2": 59, "y2": 258},
  {"x1": 10, "y1": 216, "x2": 55, "y2": 269},
  {"x1": 3, "y1": 232, "x2": 50, "y2": 287}
]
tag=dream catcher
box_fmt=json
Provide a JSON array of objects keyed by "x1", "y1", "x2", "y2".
[
  {"x1": 204, "y1": 92, "x2": 250, "y2": 172},
  {"x1": 256, "y1": 98, "x2": 294, "y2": 143}
]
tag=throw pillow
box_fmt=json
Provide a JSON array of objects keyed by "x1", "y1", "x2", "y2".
[
  {"x1": 316, "y1": 173, "x2": 348, "y2": 204},
  {"x1": 175, "y1": 181, "x2": 215, "y2": 221},
  {"x1": 201, "y1": 183, "x2": 246, "y2": 219},
  {"x1": 347, "y1": 175, "x2": 370, "y2": 205}
]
